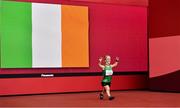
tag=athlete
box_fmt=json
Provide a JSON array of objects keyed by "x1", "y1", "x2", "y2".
[{"x1": 98, "y1": 55, "x2": 119, "y2": 100}]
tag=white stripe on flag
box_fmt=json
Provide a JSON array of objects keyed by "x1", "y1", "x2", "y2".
[{"x1": 32, "y1": 3, "x2": 62, "y2": 67}]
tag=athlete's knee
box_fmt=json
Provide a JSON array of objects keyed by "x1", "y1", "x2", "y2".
[{"x1": 105, "y1": 86, "x2": 110, "y2": 91}]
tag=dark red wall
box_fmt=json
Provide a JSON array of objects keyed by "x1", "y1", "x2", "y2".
[
  {"x1": 149, "y1": 0, "x2": 180, "y2": 92},
  {"x1": 0, "y1": 0, "x2": 148, "y2": 95},
  {"x1": 149, "y1": 0, "x2": 180, "y2": 38}
]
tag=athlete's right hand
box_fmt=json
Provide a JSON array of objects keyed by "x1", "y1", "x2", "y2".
[{"x1": 99, "y1": 57, "x2": 103, "y2": 62}]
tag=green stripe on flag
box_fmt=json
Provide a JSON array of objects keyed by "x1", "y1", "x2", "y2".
[
  {"x1": 0, "y1": 0, "x2": 2, "y2": 68},
  {"x1": 1, "y1": 1, "x2": 32, "y2": 68}
]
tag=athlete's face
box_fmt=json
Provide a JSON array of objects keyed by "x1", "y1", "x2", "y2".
[{"x1": 105, "y1": 56, "x2": 111, "y2": 65}]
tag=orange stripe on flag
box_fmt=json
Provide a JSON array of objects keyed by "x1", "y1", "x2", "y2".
[{"x1": 61, "y1": 5, "x2": 89, "y2": 67}]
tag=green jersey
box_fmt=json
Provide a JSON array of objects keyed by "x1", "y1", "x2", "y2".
[{"x1": 102, "y1": 65, "x2": 113, "y2": 83}]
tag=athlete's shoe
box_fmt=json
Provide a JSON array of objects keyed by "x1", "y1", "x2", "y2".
[
  {"x1": 99, "y1": 93, "x2": 104, "y2": 100},
  {"x1": 109, "y1": 96, "x2": 115, "y2": 100}
]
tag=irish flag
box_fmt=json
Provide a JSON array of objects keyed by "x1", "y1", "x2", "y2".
[{"x1": 1, "y1": 1, "x2": 89, "y2": 68}]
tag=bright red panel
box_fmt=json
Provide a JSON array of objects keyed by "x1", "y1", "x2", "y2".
[
  {"x1": 150, "y1": 36, "x2": 180, "y2": 78},
  {"x1": 0, "y1": 75, "x2": 147, "y2": 95}
]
